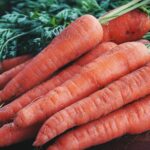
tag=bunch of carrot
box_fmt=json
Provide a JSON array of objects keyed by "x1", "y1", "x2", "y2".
[{"x1": 0, "y1": 1, "x2": 150, "y2": 149}]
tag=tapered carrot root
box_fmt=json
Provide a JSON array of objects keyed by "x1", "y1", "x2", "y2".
[
  {"x1": 0, "y1": 65, "x2": 80, "y2": 122},
  {"x1": 15, "y1": 42, "x2": 150, "y2": 128},
  {"x1": 0, "y1": 15, "x2": 103, "y2": 102},
  {"x1": 102, "y1": 10, "x2": 150, "y2": 44},
  {"x1": 34, "y1": 62, "x2": 150, "y2": 146},
  {"x1": 47, "y1": 95, "x2": 150, "y2": 150},
  {"x1": 0, "y1": 55, "x2": 32, "y2": 73},
  {"x1": 0, "y1": 123, "x2": 40, "y2": 147},
  {"x1": 0, "y1": 42, "x2": 116, "y2": 122},
  {"x1": 0, "y1": 60, "x2": 31, "y2": 90}
]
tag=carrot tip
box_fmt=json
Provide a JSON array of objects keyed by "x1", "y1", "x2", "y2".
[
  {"x1": 33, "y1": 140, "x2": 43, "y2": 147},
  {"x1": 32, "y1": 141, "x2": 37, "y2": 147}
]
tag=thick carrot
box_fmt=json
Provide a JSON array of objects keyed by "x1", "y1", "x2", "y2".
[
  {"x1": 0, "y1": 42, "x2": 116, "y2": 122},
  {"x1": 34, "y1": 62, "x2": 150, "y2": 146},
  {"x1": 0, "y1": 123, "x2": 40, "y2": 147},
  {"x1": 102, "y1": 10, "x2": 150, "y2": 44},
  {"x1": 0, "y1": 55, "x2": 32, "y2": 73},
  {"x1": 47, "y1": 95, "x2": 150, "y2": 150},
  {"x1": 14, "y1": 42, "x2": 150, "y2": 128},
  {"x1": 0, "y1": 15, "x2": 103, "y2": 102},
  {"x1": 0, "y1": 59, "x2": 31, "y2": 90}
]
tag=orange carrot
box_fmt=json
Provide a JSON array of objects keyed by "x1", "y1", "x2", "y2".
[
  {"x1": 0, "y1": 59, "x2": 31, "y2": 90},
  {"x1": 0, "y1": 55, "x2": 32, "y2": 73},
  {"x1": 34, "y1": 62, "x2": 150, "y2": 146},
  {"x1": 15, "y1": 42, "x2": 150, "y2": 128},
  {"x1": 102, "y1": 10, "x2": 150, "y2": 44},
  {"x1": 0, "y1": 15, "x2": 103, "y2": 102},
  {"x1": 0, "y1": 42, "x2": 116, "y2": 122},
  {"x1": 47, "y1": 95, "x2": 150, "y2": 150},
  {"x1": 0, "y1": 123, "x2": 40, "y2": 147}
]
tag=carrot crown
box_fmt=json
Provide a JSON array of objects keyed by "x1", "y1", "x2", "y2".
[{"x1": 99, "y1": 0, "x2": 150, "y2": 25}]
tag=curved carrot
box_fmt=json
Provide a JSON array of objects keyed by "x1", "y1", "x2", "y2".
[
  {"x1": 0, "y1": 55, "x2": 32, "y2": 73},
  {"x1": 0, "y1": 123, "x2": 40, "y2": 147},
  {"x1": 47, "y1": 95, "x2": 150, "y2": 150},
  {"x1": 0, "y1": 59, "x2": 31, "y2": 90},
  {"x1": 15, "y1": 42, "x2": 150, "y2": 128},
  {"x1": 0, "y1": 15, "x2": 103, "y2": 102},
  {"x1": 0, "y1": 42, "x2": 116, "y2": 122},
  {"x1": 34, "y1": 62, "x2": 150, "y2": 146},
  {"x1": 102, "y1": 10, "x2": 150, "y2": 44}
]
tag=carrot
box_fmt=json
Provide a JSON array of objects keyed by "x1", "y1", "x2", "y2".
[
  {"x1": 14, "y1": 42, "x2": 150, "y2": 128},
  {"x1": 0, "y1": 123, "x2": 40, "y2": 147},
  {"x1": 0, "y1": 55, "x2": 32, "y2": 73},
  {"x1": 0, "y1": 15, "x2": 103, "y2": 102},
  {"x1": 102, "y1": 9, "x2": 150, "y2": 44},
  {"x1": 0, "y1": 0, "x2": 148, "y2": 102},
  {"x1": 0, "y1": 42, "x2": 116, "y2": 122},
  {"x1": 34, "y1": 62, "x2": 150, "y2": 146},
  {"x1": 0, "y1": 59, "x2": 31, "y2": 90},
  {"x1": 47, "y1": 95, "x2": 150, "y2": 150}
]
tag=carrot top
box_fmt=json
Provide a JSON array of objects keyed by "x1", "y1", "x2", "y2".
[
  {"x1": 144, "y1": 32, "x2": 150, "y2": 40},
  {"x1": 99, "y1": 0, "x2": 150, "y2": 24}
]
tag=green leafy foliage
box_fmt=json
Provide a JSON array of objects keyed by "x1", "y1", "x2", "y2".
[{"x1": 0, "y1": 0, "x2": 144, "y2": 60}]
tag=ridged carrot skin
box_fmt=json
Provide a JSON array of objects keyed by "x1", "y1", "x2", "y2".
[
  {"x1": 0, "y1": 60, "x2": 31, "y2": 90},
  {"x1": 0, "y1": 42, "x2": 116, "y2": 122},
  {"x1": 102, "y1": 10, "x2": 150, "y2": 44},
  {"x1": 0, "y1": 15, "x2": 103, "y2": 102},
  {"x1": 47, "y1": 95, "x2": 150, "y2": 150},
  {"x1": 15, "y1": 42, "x2": 150, "y2": 128},
  {"x1": 34, "y1": 62, "x2": 150, "y2": 146},
  {"x1": 0, "y1": 55, "x2": 32, "y2": 73},
  {"x1": 0, "y1": 123, "x2": 40, "y2": 147}
]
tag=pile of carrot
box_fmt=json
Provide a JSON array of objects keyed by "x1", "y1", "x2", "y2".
[{"x1": 0, "y1": 1, "x2": 150, "y2": 149}]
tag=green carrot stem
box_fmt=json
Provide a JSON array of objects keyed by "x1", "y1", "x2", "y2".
[
  {"x1": 99, "y1": 0, "x2": 150, "y2": 24},
  {"x1": 144, "y1": 32, "x2": 150, "y2": 40}
]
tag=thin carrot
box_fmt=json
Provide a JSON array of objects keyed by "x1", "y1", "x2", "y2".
[
  {"x1": 0, "y1": 0, "x2": 148, "y2": 102},
  {"x1": 0, "y1": 123, "x2": 40, "y2": 147},
  {"x1": 47, "y1": 95, "x2": 150, "y2": 150},
  {"x1": 0, "y1": 42, "x2": 116, "y2": 122},
  {"x1": 0, "y1": 55, "x2": 32, "y2": 73},
  {"x1": 0, "y1": 59, "x2": 31, "y2": 90},
  {"x1": 102, "y1": 9, "x2": 150, "y2": 44},
  {"x1": 0, "y1": 15, "x2": 103, "y2": 102},
  {"x1": 15, "y1": 42, "x2": 150, "y2": 128},
  {"x1": 34, "y1": 62, "x2": 150, "y2": 146}
]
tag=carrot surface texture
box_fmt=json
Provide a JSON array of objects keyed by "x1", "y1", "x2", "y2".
[
  {"x1": 34, "y1": 62, "x2": 150, "y2": 146},
  {"x1": 0, "y1": 59, "x2": 31, "y2": 90},
  {"x1": 0, "y1": 15, "x2": 103, "y2": 102},
  {"x1": 0, "y1": 0, "x2": 148, "y2": 102},
  {"x1": 0, "y1": 55, "x2": 32, "y2": 73},
  {"x1": 102, "y1": 9, "x2": 150, "y2": 44},
  {"x1": 0, "y1": 123, "x2": 40, "y2": 147},
  {"x1": 0, "y1": 42, "x2": 116, "y2": 122},
  {"x1": 14, "y1": 42, "x2": 150, "y2": 128},
  {"x1": 47, "y1": 95, "x2": 150, "y2": 150}
]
